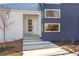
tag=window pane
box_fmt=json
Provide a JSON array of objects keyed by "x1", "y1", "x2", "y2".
[
  {"x1": 28, "y1": 19, "x2": 32, "y2": 22},
  {"x1": 28, "y1": 19, "x2": 32, "y2": 32},
  {"x1": 46, "y1": 10, "x2": 55, "y2": 17},
  {"x1": 28, "y1": 26, "x2": 32, "y2": 28},
  {"x1": 45, "y1": 23, "x2": 60, "y2": 32},
  {"x1": 28, "y1": 29, "x2": 32, "y2": 31},
  {"x1": 45, "y1": 9, "x2": 60, "y2": 18},
  {"x1": 28, "y1": 23, "x2": 32, "y2": 25}
]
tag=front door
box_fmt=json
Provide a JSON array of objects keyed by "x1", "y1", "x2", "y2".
[
  {"x1": 23, "y1": 14, "x2": 41, "y2": 36},
  {"x1": 27, "y1": 19, "x2": 33, "y2": 33}
]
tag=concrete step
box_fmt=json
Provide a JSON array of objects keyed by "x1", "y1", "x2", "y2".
[
  {"x1": 23, "y1": 41, "x2": 52, "y2": 46},
  {"x1": 23, "y1": 39, "x2": 42, "y2": 42},
  {"x1": 23, "y1": 37, "x2": 40, "y2": 40},
  {"x1": 23, "y1": 43, "x2": 58, "y2": 51},
  {"x1": 24, "y1": 34, "x2": 40, "y2": 37}
]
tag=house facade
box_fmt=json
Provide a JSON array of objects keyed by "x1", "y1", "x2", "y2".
[
  {"x1": 0, "y1": 3, "x2": 41, "y2": 42},
  {"x1": 40, "y1": 3, "x2": 79, "y2": 42},
  {"x1": 0, "y1": 3, "x2": 79, "y2": 43}
]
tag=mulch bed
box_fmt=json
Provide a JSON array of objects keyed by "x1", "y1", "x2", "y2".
[{"x1": 0, "y1": 39, "x2": 22, "y2": 56}]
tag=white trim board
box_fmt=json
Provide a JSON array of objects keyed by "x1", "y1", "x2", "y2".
[{"x1": 10, "y1": 9, "x2": 41, "y2": 14}]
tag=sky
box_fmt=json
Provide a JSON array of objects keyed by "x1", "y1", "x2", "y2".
[{"x1": 0, "y1": 3, "x2": 40, "y2": 11}]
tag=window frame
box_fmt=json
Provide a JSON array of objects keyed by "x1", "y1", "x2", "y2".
[
  {"x1": 44, "y1": 9, "x2": 61, "y2": 18},
  {"x1": 44, "y1": 23, "x2": 60, "y2": 32}
]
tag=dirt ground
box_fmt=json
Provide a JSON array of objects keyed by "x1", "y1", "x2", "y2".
[
  {"x1": 54, "y1": 41, "x2": 79, "y2": 53},
  {"x1": 0, "y1": 39, "x2": 22, "y2": 56},
  {"x1": 0, "y1": 40, "x2": 79, "y2": 56}
]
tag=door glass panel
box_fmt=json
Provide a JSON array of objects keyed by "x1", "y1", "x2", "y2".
[
  {"x1": 28, "y1": 19, "x2": 32, "y2": 22},
  {"x1": 28, "y1": 29, "x2": 32, "y2": 31},
  {"x1": 28, "y1": 26, "x2": 32, "y2": 28},
  {"x1": 28, "y1": 19, "x2": 32, "y2": 32},
  {"x1": 28, "y1": 23, "x2": 32, "y2": 25}
]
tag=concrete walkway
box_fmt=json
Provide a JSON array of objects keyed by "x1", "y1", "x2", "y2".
[
  {"x1": 23, "y1": 44, "x2": 76, "y2": 56},
  {"x1": 23, "y1": 34, "x2": 76, "y2": 56}
]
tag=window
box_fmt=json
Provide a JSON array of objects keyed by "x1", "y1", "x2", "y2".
[
  {"x1": 45, "y1": 9, "x2": 60, "y2": 18},
  {"x1": 28, "y1": 19, "x2": 33, "y2": 32},
  {"x1": 45, "y1": 23, "x2": 60, "y2": 32}
]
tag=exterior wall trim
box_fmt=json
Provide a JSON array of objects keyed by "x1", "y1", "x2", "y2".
[{"x1": 10, "y1": 9, "x2": 41, "y2": 14}]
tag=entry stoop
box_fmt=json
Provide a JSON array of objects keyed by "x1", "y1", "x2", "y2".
[
  {"x1": 23, "y1": 36, "x2": 58, "y2": 51},
  {"x1": 22, "y1": 34, "x2": 76, "y2": 56},
  {"x1": 23, "y1": 41, "x2": 59, "y2": 51},
  {"x1": 23, "y1": 34, "x2": 42, "y2": 42},
  {"x1": 23, "y1": 34, "x2": 59, "y2": 51}
]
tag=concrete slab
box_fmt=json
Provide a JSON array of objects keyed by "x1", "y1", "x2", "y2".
[{"x1": 23, "y1": 47, "x2": 76, "y2": 56}]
